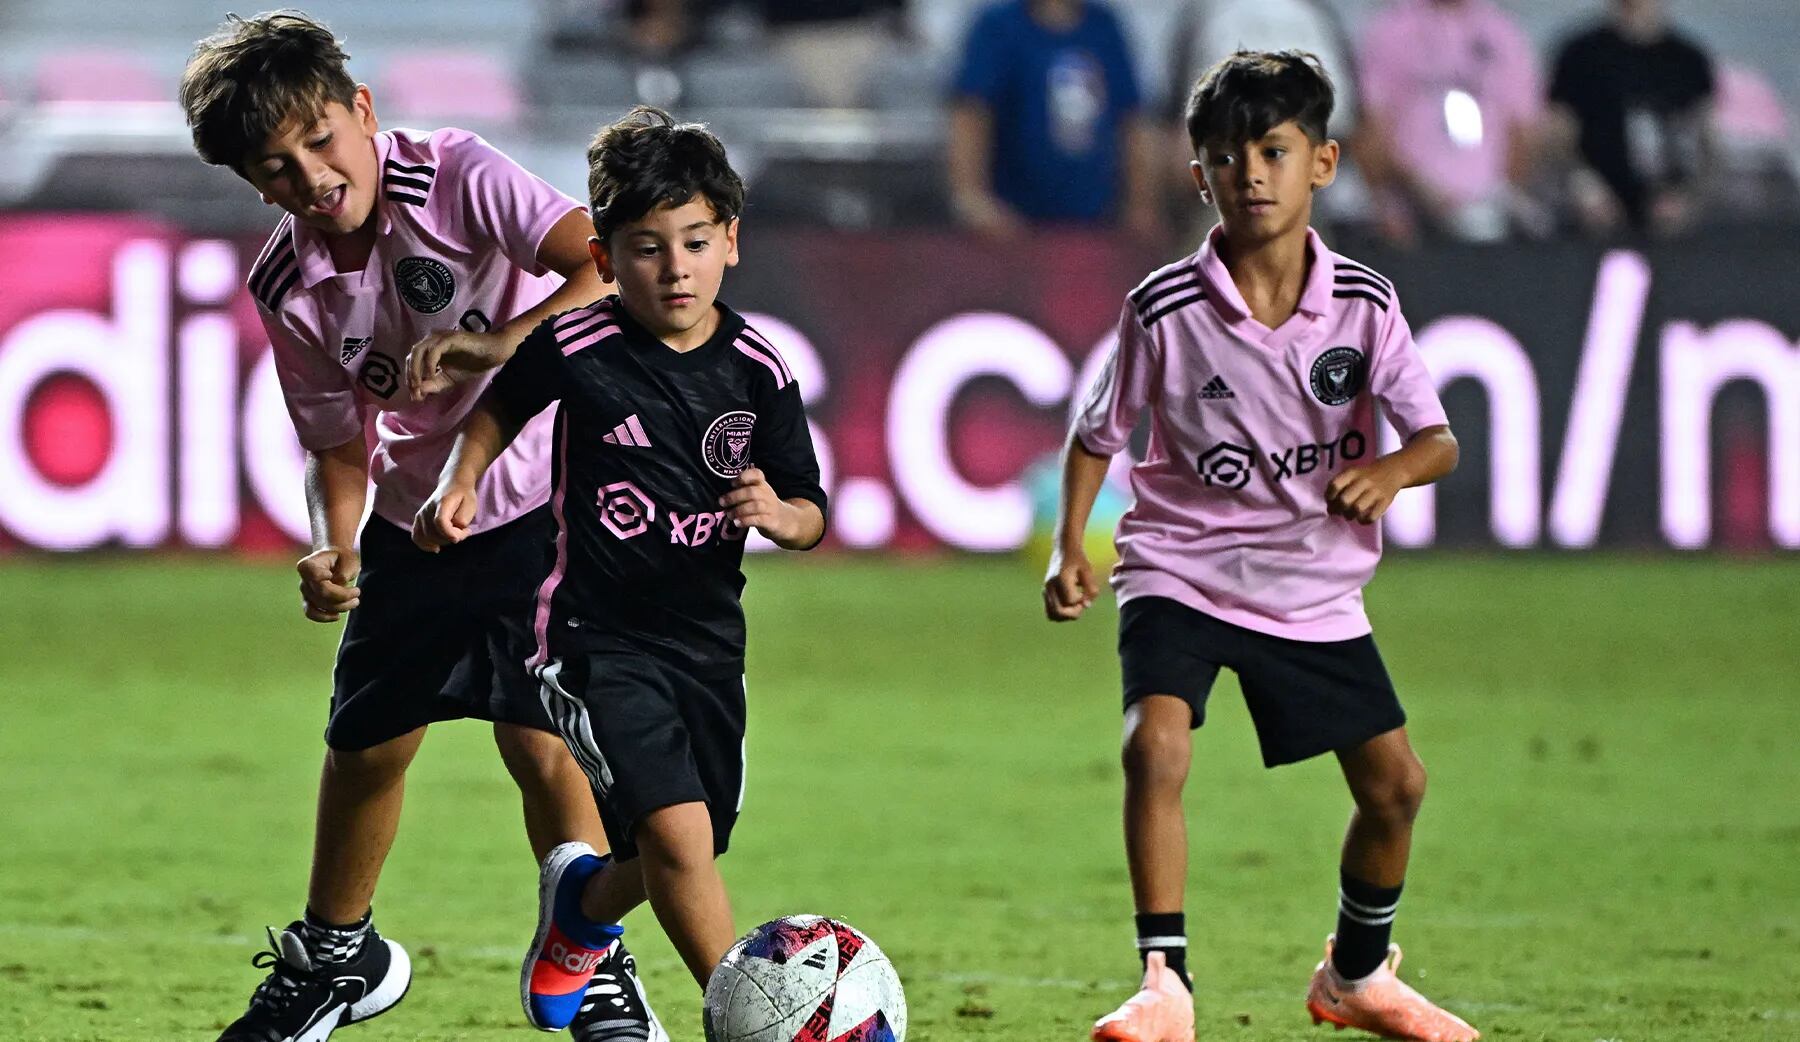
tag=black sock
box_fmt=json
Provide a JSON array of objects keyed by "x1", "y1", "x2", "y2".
[
  {"x1": 1134, "y1": 912, "x2": 1191, "y2": 991},
  {"x1": 299, "y1": 907, "x2": 371, "y2": 966},
  {"x1": 1332, "y1": 871, "x2": 1402, "y2": 981}
]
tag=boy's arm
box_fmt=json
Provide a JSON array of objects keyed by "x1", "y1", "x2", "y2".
[
  {"x1": 724, "y1": 378, "x2": 828, "y2": 550},
  {"x1": 718, "y1": 470, "x2": 825, "y2": 551},
  {"x1": 1044, "y1": 433, "x2": 1112, "y2": 622},
  {"x1": 298, "y1": 431, "x2": 371, "y2": 623},
  {"x1": 1325, "y1": 425, "x2": 1458, "y2": 524},
  {"x1": 413, "y1": 391, "x2": 528, "y2": 551},
  {"x1": 406, "y1": 208, "x2": 605, "y2": 399}
]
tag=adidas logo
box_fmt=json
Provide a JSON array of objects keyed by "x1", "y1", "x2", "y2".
[
  {"x1": 340, "y1": 336, "x2": 371, "y2": 365},
  {"x1": 601, "y1": 414, "x2": 652, "y2": 448},
  {"x1": 801, "y1": 949, "x2": 831, "y2": 971},
  {"x1": 1199, "y1": 376, "x2": 1235, "y2": 400}
]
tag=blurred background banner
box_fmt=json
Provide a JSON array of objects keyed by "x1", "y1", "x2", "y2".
[{"x1": 3, "y1": 217, "x2": 1794, "y2": 554}]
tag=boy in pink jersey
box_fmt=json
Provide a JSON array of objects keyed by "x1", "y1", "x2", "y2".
[
  {"x1": 1045, "y1": 52, "x2": 1478, "y2": 1042},
  {"x1": 180, "y1": 13, "x2": 641, "y2": 1042}
]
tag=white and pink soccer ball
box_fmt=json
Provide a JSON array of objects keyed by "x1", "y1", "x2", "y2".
[{"x1": 704, "y1": 915, "x2": 907, "y2": 1042}]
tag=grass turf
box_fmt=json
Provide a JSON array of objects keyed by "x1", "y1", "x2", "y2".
[{"x1": 1, "y1": 554, "x2": 1797, "y2": 1041}]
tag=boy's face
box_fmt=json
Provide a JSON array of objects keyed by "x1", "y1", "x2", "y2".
[
  {"x1": 241, "y1": 86, "x2": 380, "y2": 237},
  {"x1": 1192, "y1": 121, "x2": 1338, "y2": 245},
  {"x1": 592, "y1": 195, "x2": 740, "y2": 345}
]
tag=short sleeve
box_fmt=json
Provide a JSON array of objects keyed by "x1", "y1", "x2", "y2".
[
  {"x1": 1369, "y1": 302, "x2": 1448, "y2": 442},
  {"x1": 486, "y1": 317, "x2": 566, "y2": 424},
  {"x1": 260, "y1": 309, "x2": 363, "y2": 452},
  {"x1": 1073, "y1": 299, "x2": 1158, "y2": 456},
  {"x1": 442, "y1": 133, "x2": 583, "y2": 276},
  {"x1": 753, "y1": 379, "x2": 828, "y2": 518},
  {"x1": 951, "y1": 7, "x2": 1008, "y2": 105}
]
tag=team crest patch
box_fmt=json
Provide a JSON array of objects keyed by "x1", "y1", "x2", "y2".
[
  {"x1": 340, "y1": 336, "x2": 371, "y2": 365},
  {"x1": 394, "y1": 256, "x2": 455, "y2": 314},
  {"x1": 1309, "y1": 347, "x2": 1365, "y2": 406},
  {"x1": 701, "y1": 410, "x2": 756, "y2": 478}
]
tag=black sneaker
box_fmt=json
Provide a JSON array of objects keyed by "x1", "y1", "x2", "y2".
[
  {"x1": 217, "y1": 922, "x2": 412, "y2": 1042},
  {"x1": 571, "y1": 944, "x2": 668, "y2": 1042}
]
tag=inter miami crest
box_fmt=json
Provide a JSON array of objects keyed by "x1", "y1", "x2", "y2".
[
  {"x1": 394, "y1": 256, "x2": 455, "y2": 314},
  {"x1": 1309, "y1": 347, "x2": 1365, "y2": 406},
  {"x1": 702, "y1": 411, "x2": 756, "y2": 478}
]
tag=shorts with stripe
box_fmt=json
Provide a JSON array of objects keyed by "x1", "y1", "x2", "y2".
[
  {"x1": 325, "y1": 507, "x2": 557, "y2": 750},
  {"x1": 537, "y1": 643, "x2": 746, "y2": 860}
]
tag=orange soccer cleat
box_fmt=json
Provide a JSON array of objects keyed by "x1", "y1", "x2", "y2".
[
  {"x1": 1305, "y1": 937, "x2": 1479, "y2": 1042},
  {"x1": 1092, "y1": 950, "x2": 1196, "y2": 1042}
]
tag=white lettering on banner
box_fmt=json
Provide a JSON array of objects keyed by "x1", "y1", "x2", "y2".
[
  {"x1": 887, "y1": 312, "x2": 1072, "y2": 551},
  {"x1": 178, "y1": 242, "x2": 242, "y2": 547},
  {"x1": 0, "y1": 241, "x2": 170, "y2": 549},
  {"x1": 242, "y1": 349, "x2": 311, "y2": 543},
  {"x1": 1069, "y1": 329, "x2": 1138, "y2": 492},
  {"x1": 1382, "y1": 317, "x2": 1542, "y2": 549},
  {"x1": 1660, "y1": 320, "x2": 1800, "y2": 549},
  {"x1": 1549, "y1": 251, "x2": 1651, "y2": 547}
]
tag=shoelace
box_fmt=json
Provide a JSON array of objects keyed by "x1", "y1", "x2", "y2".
[{"x1": 246, "y1": 928, "x2": 307, "y2": 1014}]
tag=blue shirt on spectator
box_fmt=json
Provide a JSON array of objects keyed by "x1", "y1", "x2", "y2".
[{"x1": 952, "y1": 1, "x2": 1143, "y2": 223}]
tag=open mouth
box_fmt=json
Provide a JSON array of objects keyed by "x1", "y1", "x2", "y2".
[{"x1": 309, "y1": 185, "x2": 347, "y2": 218}]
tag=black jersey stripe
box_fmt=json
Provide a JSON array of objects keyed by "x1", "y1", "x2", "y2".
[
  {"x1": 1133, "y1": 277, "x2": 1204, "y2": 318},
  {"x1": 1143, "y1": 291, "x2": 1206, "y2": 328},
  {"x1": 1128, "y1": 264, "x2": 1198, "y2": 308},
  {"x1": 385, "y1": 189, "x2": 429, "y2": 206},
  {"x1": 383, "y1": 173, "x2": 432, "y2": 193},
  {"x1": 1335, "y1": 259, "x2": 1394, "y2": 293},
  {"x1": 251, "y1": 251, "x2": 296, "y2": 308},
  {"x1": 263, "y1": 267, "x2": 302, "y2": 311},
  {"x1": 1332, "y1": 272, "x2": 1393, "y2": 302},
  {"x1": 383, "y1": 159, "x2": 436, "y2": 176},
  {"x1": 1332, "y1": 288, "x2": 1390, "y2": 311}
]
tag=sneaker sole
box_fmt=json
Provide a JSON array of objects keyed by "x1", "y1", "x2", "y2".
[
  {"x1": 345, "y1": 939, "x2": 412, "y2": 1026},
  {"x1": 521, "y1": 841, "x2": 599, "y2": 1032}
]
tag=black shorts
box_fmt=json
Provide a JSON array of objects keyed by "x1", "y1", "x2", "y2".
[
  {"x1": 1118, "y1": 596, "x2": 1406, "y2": 767},
  {"x1": 535, "y1": 645, "x2": 745, "y2": 861},
  {"x1": 325, "y1": 507, "x2": 557, "y2": 751}
]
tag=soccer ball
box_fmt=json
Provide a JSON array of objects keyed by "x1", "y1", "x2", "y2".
[{"x1": 704, "y1": 915, "x2": 907, "y2": 1042}]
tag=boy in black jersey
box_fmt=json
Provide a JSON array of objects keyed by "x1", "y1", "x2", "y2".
[{"x1": 414, "y1": 107, "x2": 826, "y2": 1032}]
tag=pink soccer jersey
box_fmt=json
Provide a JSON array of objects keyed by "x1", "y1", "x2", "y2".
[
  {"x1": 1075, "y1": 226, "x2": 1448, "y2": 641},
  {"x1": 248, "y1": 127, "x2": 584, "y2": 536}
]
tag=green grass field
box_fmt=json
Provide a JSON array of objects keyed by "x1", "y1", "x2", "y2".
[{"x1": 2, "y1": 555, "x2": 1797, "y2": 1042}]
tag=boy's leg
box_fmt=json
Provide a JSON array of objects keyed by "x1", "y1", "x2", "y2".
[
  {"x1": 632, "y1": 800, "x2": 737, "y2": 987},
  {"x1": 307, "y1": 726, "x2": 427, "y2": 923},
  {"x1": 493, "y1": 721, "x2": 607, "y2": 862},
  {"x1": 1332, "y1": 726, "x2": 1426, "y2": 976},
  {"x1": 1122, "y1": 695, "x2": 1194, "y2": 977}
]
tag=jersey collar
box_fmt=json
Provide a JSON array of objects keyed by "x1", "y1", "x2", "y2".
[
  {"x1": 1195, "y1": 224, "x2": 1336, "y2": 323},
  {"x1": 611, "y1": 297, "x2": 747, "y2": 372}
]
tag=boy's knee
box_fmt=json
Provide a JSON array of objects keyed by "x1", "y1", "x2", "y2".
[
  {"x1": 494, "y1": 723, "x2": 576, "y2": 779},
  {"x1": 1359, "y1": 760, "x2": 1426, "y2": 825},
  {"x1": 1121, "y1": 706, "x2": 1192, "y2": 788},
  {"x1": 324, "y1": 737, "x2": 418, "y2": 782},
  {"x1": 635, "y1": 803, "x2": 718, "y2": 874}
]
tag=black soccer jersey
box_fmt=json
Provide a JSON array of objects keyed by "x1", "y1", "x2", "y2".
[{"x1": 488, "y1": 296, "x2": 826, "y2": 673}]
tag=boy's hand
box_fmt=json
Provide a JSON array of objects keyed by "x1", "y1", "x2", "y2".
[
  {"x1": 1043, "y1": 548, "x2": 1100, "y2": 622},
  {"x1": 297, "y1": 546, "x2": 360, "y2": 623},
  {"x1": 413, "y1": 484, "x2": 478, "y2": 552},
  {"x1": 718, "y1": 468, "x2": 804, "y2": 543},
  {"x1": 406, "y1": 330, "x2": 509, "y2": 401},
  {"x1": 1326, "y1": 462, "x2": 1405, "y2": 524}
]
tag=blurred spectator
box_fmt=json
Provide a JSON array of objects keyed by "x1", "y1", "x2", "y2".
[
  {"x1": 1172, "y1": 0, "x2": 1358, "y2": 134},
  {"x1": 947, "y1": 0, "x2": 1159, "y2": 240},
  {"x1": 754, "y1": 0, "x2": 905, "y2": 108},
  {"x1": 1548, "y1": 0, "x2": 1716, "y2": 237},
  {"x1": 1355, "y1": 0, "x2": 1542, "y2": 245}
]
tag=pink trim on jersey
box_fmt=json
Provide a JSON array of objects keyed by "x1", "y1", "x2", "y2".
[
  {"x1": 555, "y1": 301, "x2": 620, "y2": 355},
  {"x1": 530, "y1": 419, "x2": 573, "y2": 670},
  {"x1": 733, "y1": 335, "x2": 790, "y2": 388},
  {"x1": 738, "y1": 327, "x2": 793, "y2": 383}
]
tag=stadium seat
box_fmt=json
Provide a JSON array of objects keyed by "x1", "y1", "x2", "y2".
[
  {"x1": 378, "y1": 50, "x2": 523, "y2": 126},
  {"x1": 33, "y1": 49, "x2": 166, "y2": 103}
]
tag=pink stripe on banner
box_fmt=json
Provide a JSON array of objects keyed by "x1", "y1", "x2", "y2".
[
  {"x1": 734, "y1": 338, "x2": 789, "y2": 388},
  {"x1": 561, "y1": 324, "x2": 620, "y2": 356},
  {"x1": 529, "y1": 420, "x2": 573, "y2": 669},
  {"x1": 740, "y1": 327, "x2": 793, "y2": 384},
  {"x1": 624, "y1": 414, "x2": 650, "y2": 445}
]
